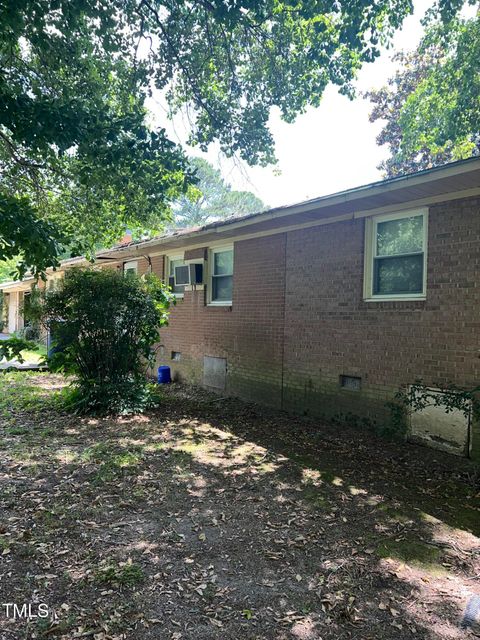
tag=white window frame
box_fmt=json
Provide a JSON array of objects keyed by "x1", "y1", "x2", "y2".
[
  {"x1": 123, "y1": 260, "x2": 138, "y2": 276},
  {"x1": 166, "y1": 254, "x2": 186, "y2": 298},
  {"x1": 363, "y1": 208, "x2": 428, "y2": 302},
  {"x1": 207, "y1": 245, "x2": 234, "y2": 306}
]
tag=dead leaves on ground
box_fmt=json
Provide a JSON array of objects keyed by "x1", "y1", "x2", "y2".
[{"x1": 0, "y1": 376, "x2": 479, "y2": 639}]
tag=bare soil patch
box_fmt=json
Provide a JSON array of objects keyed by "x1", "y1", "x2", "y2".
[{"x1": 0, "y1": 374, "x2": 479, "y2": 639}]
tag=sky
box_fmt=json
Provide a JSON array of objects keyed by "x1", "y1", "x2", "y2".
[{"x1": 148, "y1": 0, "x2": 435, "y2": 209}]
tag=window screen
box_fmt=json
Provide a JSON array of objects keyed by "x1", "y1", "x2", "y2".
[
  {"x1": 169, "y1": 258, "x2": 186, "y2": 295},
  {"x1": 123, "y1": 261, "x2": 137, "y2": 277},
  {"x1": 373, "y1": 214, "x2": 425, "y2": 296},
  {"x1": 211, "y1": 249, "x2": 233, "y2": 302},
  {"x1": 174, "y1": 265, "x2": 190, "y2": 286}
]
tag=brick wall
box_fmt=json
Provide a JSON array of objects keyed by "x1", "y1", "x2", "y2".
[
  {"x1": 282, "y1": 198, "x2": 480, "y2": 429},
  {"x1": 156, "y1": 234, "x2": 286, "y2": 406},
  {"x1": 228, "y1": 234, "x2": 286, "y2": 405},
  {"x1": 151, "y1": 196, "x2": 479, "y2": 455}
]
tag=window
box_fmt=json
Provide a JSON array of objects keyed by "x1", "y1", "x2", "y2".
[
  {"x1": 47, "y1": 273, "x2": 62, "y2": 291},
  {"x1": 364, "y1": 210, "x2": 427, "y2": 300},
  {"x1": 168, "y1": 256, "x2": 186, "y2": 296},
  {"x1": 123, "y1": 261, "x2": 138, "y2": 277},
  {"x1": 209, "y1": 247, "x2": 233, "y2": 304}
]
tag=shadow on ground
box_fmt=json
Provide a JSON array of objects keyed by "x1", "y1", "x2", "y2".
[{"x1": 0, "y1": 374, "x2": 479, "y2": 640}]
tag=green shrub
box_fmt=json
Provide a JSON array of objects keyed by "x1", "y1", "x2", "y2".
[
  {"x1": 21, "y1": 286, "x2": 44, "y2": 341},
  {"x1": 42, "y1": 268, "x2": 174, "y2": 414},
  {"x1": 0, "y1": 336, "x2": 38, "y2": 363}
]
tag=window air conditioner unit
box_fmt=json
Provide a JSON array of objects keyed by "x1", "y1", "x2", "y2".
[
  {"x1": 189, "y1": 262, "x2": 204, "y2": 285},
  {"x1": 174, "y1": 262, "x2": 204, "y2": 286},
  {"x1": 174, "y1": 264, "x2": 190, "y2": 286}
]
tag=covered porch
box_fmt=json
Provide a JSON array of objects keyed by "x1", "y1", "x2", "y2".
[{"x1": 1, "y1": 280, "x2": 34, "y2": 335}]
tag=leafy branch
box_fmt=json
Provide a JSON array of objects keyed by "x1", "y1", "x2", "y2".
[{"x1": 394, "y1": 380, "x2": 479, "y2": 421}]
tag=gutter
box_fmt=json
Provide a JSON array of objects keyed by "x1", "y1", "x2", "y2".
[
  {"x1": 97, "y1": 156, "x2": 480, "y2": 259},
  {"x1": 3, "y1": 155, "x2": 480, "y2": 280}
]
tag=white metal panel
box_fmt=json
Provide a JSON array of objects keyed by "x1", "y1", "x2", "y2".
[
  {"x1": 203, "y1": 356, "x2": 227, "y2": 390},
  {"x1": 409, "y1": 388, "x2": 470, "y2": 457}
]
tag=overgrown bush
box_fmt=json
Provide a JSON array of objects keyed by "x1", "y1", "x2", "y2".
[
  {"x1": 42, "y1": 268, "x2": 174, "y2": 414},
  {"x1": 390, "y1": 379, "x2": 480, "y2": 435},
  {"x1": 395, "y1": 380, "x2": 479, "y2": 418}
]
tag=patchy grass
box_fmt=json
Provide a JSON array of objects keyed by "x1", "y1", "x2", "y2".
[
  {"x1": 80, "y1": 442, "x2": 144, "y2": 484},
  {"x1": 376, "y1": 538, "x2": 443, "y2": 569},
  {"x1": 94, "y1": 561, "x2": 145, "y2": 586},
  {"x1": 301, "y1": 483, "x2": 331, "y2": 510},
  {"x1": 0, "y1": 370, "x2": 65, "y2": 418},
  {"x1": 0, "y1": 373, "x2": 479, "y2": 640},
  {"x1": 20, "y1": 342, "x2": 47, "y2": 364}
]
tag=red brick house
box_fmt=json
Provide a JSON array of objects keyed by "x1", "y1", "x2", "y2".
[{"x1": 3, "y1": 158, "x2": 480, "y2": 459}]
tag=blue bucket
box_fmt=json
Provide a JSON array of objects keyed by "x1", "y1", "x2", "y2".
[{"x1": 157, "y1": 365, "x2": 171, "y2": 384}]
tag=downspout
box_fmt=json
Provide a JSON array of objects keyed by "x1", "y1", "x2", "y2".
[
  {"x1": 280, "y1": 232, "x2": 288, "y2": 411},
  {"x1": 142, "y1": 255, "x2": 153, "y2": 274}
]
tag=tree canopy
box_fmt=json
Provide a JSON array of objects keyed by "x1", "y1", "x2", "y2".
[
  {"x1": 0, "y1": 257, "x2": 21, "y2": 284},
  {"x1": 365, "y1": 12, "x2": 480, "y2": 178},
  {"x1": 172, "y1": 158, "x2": 264, "y2": 228},
  {"x1": 1, "y1": 0, "x2": 470, "y2": 275}
]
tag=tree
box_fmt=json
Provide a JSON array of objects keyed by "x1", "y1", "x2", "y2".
[
  {"x1": 172, "y1": 158, "x2": 264, "y2": 227},
  {"x1": 365, "y1": 14, "x2": 480, "y2": 178},
  {"x1": 0, "y1": 194, "x2": 68, "y2": 278},
  {"x1": 2, "y1": 0, "x2": 440, "y2": 277},
  {"x1": 0, "y1": 257, "x2": 19, "y2": 284},
  {"x1": 42, "y1": 268, "x2": 174, "y2": 414}
]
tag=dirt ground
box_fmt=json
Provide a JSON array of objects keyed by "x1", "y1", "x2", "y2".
[{"x1": 0, "y1": 373, "x2": 479, "y2": 640}]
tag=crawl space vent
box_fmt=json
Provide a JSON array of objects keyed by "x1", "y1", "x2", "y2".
[
  {"x1": 340, "y1": 375, "x2": 361, "y2": 391},
  {"x1": 203, "y1": 356, "x2": 227, "y2": 390}
]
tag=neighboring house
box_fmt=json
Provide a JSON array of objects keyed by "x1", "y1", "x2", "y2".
[
  {"x1": 2, "y1": 158, "x2": 480, "y2": 460},
  {"x1": 0, "y1": 257, "x2": 83, "y2": 335}
]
